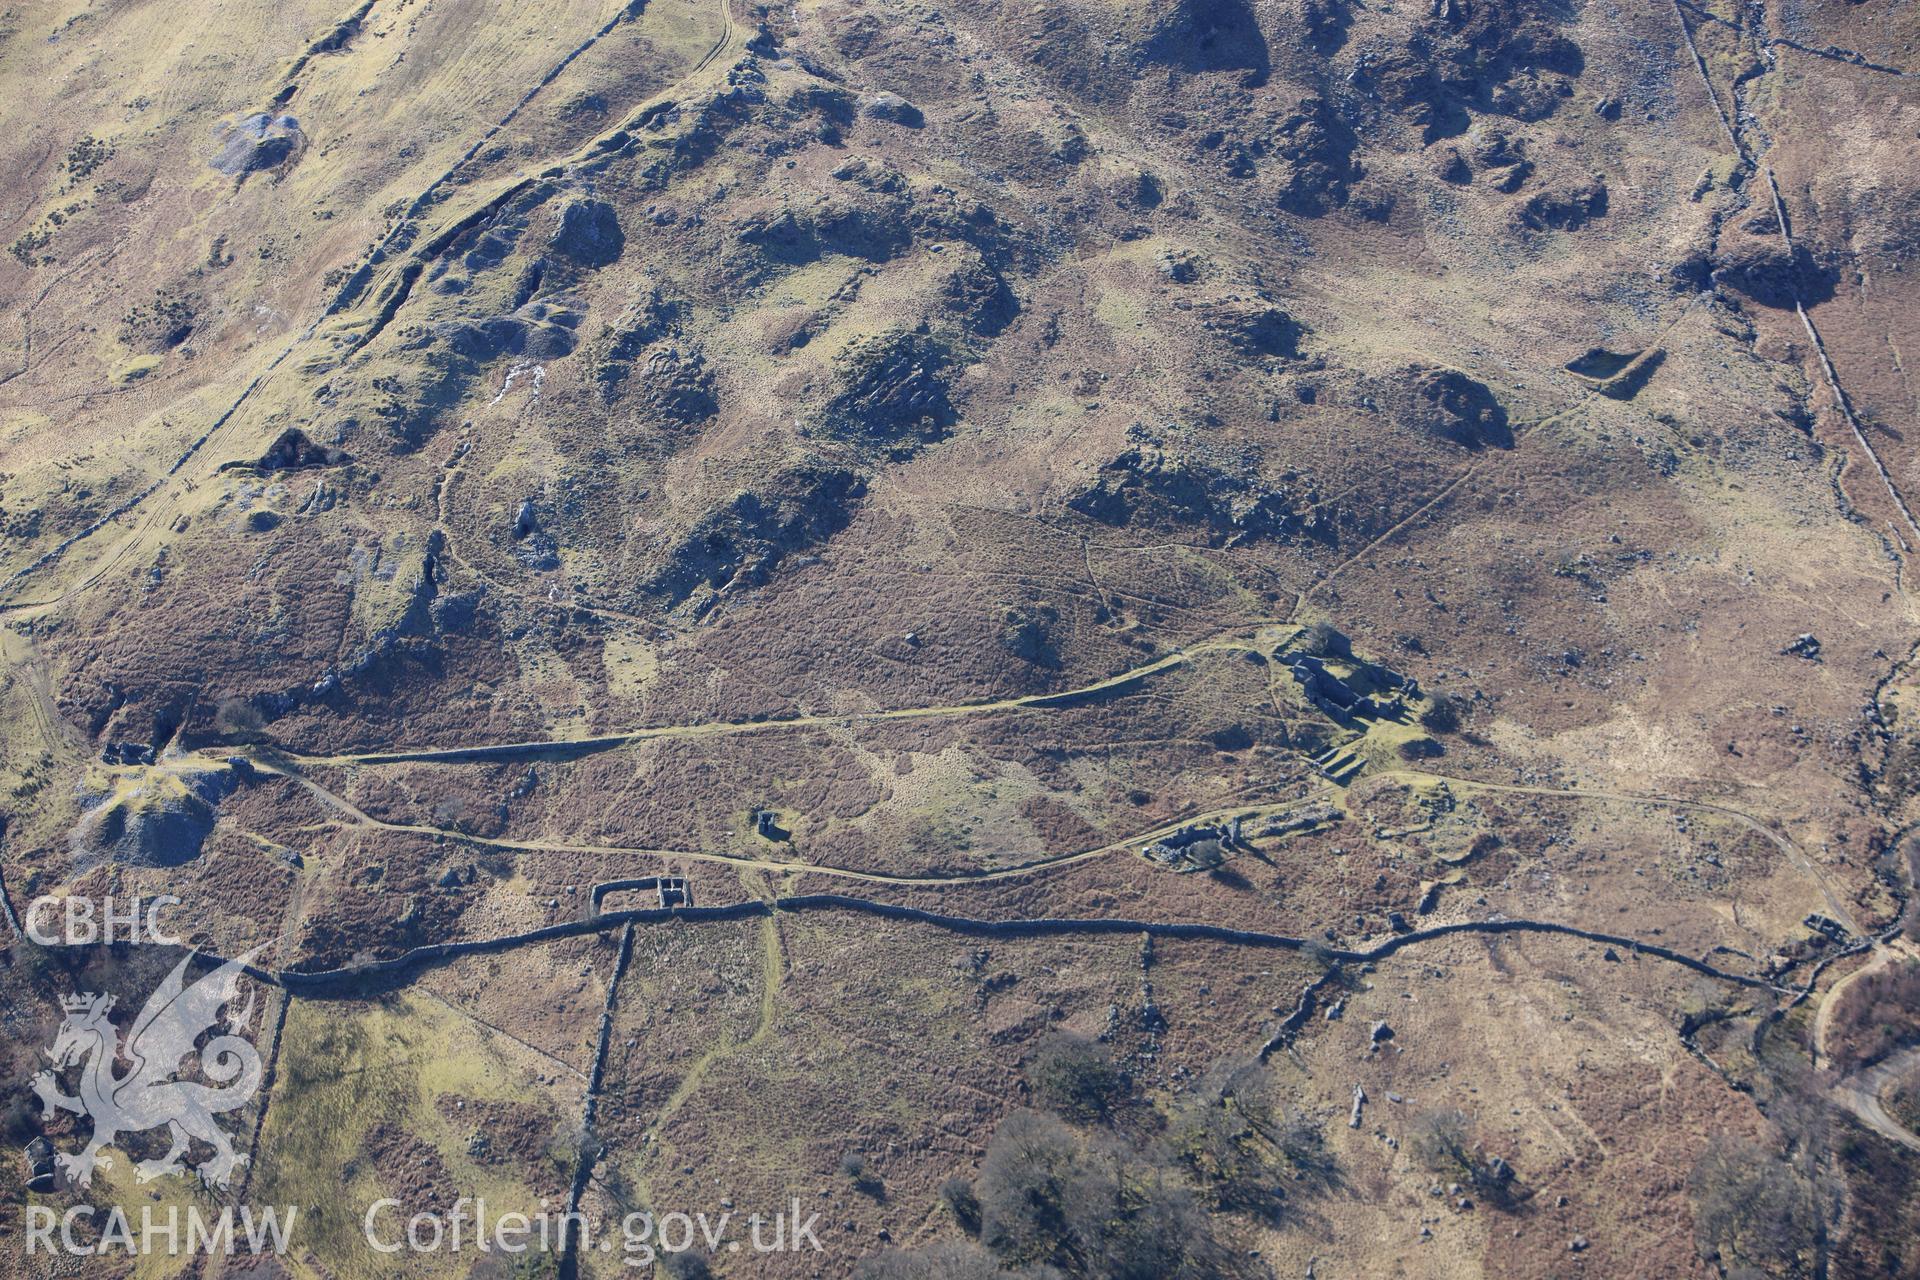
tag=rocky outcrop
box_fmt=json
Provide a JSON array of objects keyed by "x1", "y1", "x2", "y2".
[
  {"x1": 594, "y1": 289, "x2": 690, "y2": 396},
  {"x1": 626, "y1": 346, "x2": 718, "y2": 427},
  {"x1": 735, "y1": 194, "x2": 914, "y2": 266},
  {"x1": 509, "y1": 500, "x2": 560, "y2": 570},
  {"x1": 1139, "y1": 0, "x2": 1271, "y2": 85},
  {"x1": 1067, "y1": 445, "x2": 1321, "y2": 545},
  {"x1": 436, "y1": 298, "x2": 581, "y2": 362},
  {"x1": 1512, "y1": 177, "x2": 1607, "y2": 232},
  {"x1": 1471, "y1": 129, "x2": 1533, "y2": 191},
  {"x1": 1271, "y1": 96, "x2": 1359, "y2": 215},
  {"x1": 1000, "y1": 600, "x2": 1060, "y2": 666},
  {"x1": 815, "y1": 330, "x2": 956, "y2": 451},
  {"x1": 222, "y1": 428, "x2": 349, "y2": 472},
  {"x1": 1394, "y1": 365, "x2": 1512, "y2": 449},
  {"x1": 1713, "y1": 240, "x2": 1837, "y2": 309},
  {"x1": 647, "y1": 466, "x2": 866, "y2": 604},
  {"x1": 549, "y1": 198, "x2": 624, "y2": 268},
  {"x1": 861, "y1": 91, "x2": 924, "y2": 127},
  {"x1": 1366, "y1": 3, "x2": 1584, "y2": 140},
  {"x1": 1205, "y1": 300, "x2": 1304, "y2": 358},
  {"x1": 940, "y1": 256, "x2": 1019, "y2": 337}
]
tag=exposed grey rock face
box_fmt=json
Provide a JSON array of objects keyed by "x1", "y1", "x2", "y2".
[{"x1": 211, "y1": 113, "x2": 305, "y2": 175}]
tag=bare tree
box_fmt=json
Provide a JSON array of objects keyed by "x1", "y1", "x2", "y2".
[{"x1": 1689, "y1": 1135, "x2": 1838, "y2": 1279}]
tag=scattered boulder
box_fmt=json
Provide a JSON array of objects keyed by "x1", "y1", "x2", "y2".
[
  {"x1": 1782, "y1": 633, "x2": 1821, "y2": 660},
  {"x1": 514, "y1": 533, "x2": 559, "y2": 572},
  {"x1": 510, "y1": 501, "x2": 558, "y2": 570}
]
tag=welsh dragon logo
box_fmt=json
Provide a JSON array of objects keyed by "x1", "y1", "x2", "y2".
[{"x1": 32, "y1": 949, "x2": 266, "y2": 1190}]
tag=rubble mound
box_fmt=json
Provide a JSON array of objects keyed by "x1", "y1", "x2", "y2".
[
  {"x1": 69, "y1": 764, "x2": 242, "y2": 867},
  {"x1": 211, "y1": 113, "x2": 306, "y2": 175}
]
